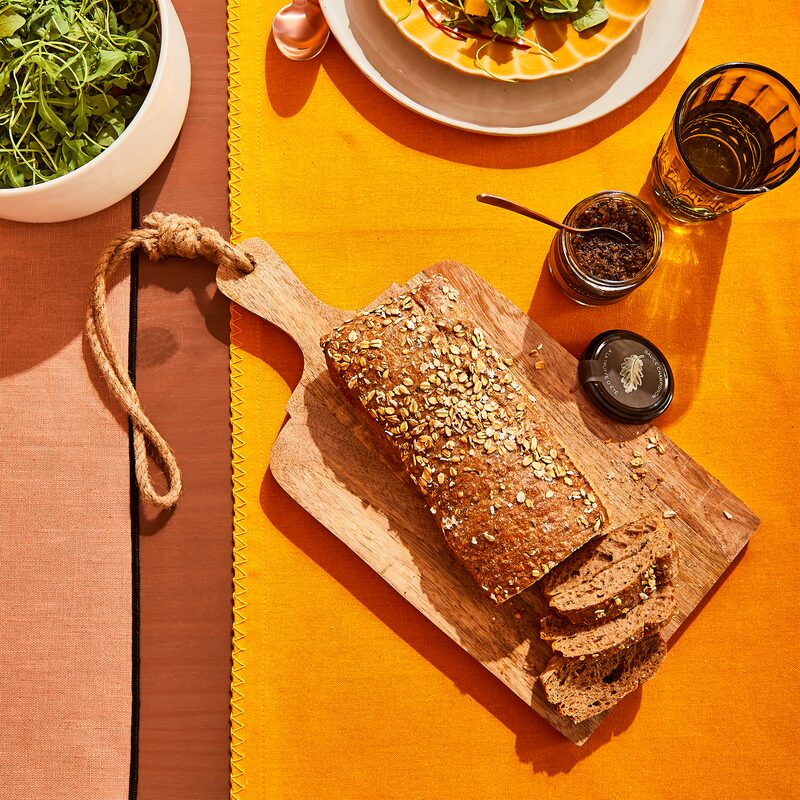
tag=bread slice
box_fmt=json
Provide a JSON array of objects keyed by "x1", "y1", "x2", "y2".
[
  {"x1": 540, "y1": 584, "x2": 676, "y2": 658},
  {"x1": 540, "y1": 634, "x2": 666, "y2": 722},
  {"x1": 542, "y1": 516, "x2": 677, "y2": 625}
]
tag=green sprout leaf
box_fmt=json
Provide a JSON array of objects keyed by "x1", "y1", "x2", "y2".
[
  {"x1": 0, "y1": 9, "x2": 25, "y2": 38},
  {"x1": 491, "y1": 15, "x2": 517, "y2": 38},
  {"x1": 0, "y1": 0, "x2": 161, "y2": 188},
  {"x1": 572, "y1": 0, "x2": 607, "y2": 31}
]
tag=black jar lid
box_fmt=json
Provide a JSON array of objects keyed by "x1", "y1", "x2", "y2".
[{"x1": 578, "y1": 330, "x2": 674, "y2": 423}]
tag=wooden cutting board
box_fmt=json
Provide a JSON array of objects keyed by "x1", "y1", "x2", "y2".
[{"x1": 217, "y1": 238, "x2": 760, "y2": 745}]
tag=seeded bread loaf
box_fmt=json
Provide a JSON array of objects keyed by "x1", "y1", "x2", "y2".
[
  {"x1": 540, "y1": 634, "x2": 667, "y2": 721},
  {"x1": 542, "y1": 516, "x2": 678, "y2": 625},
  {"x1": 321, "y1": 275, "x2": 607, "y2": 604},
  {"x1": 540, "y1": 584, "x2": 676, "y2": 659}
]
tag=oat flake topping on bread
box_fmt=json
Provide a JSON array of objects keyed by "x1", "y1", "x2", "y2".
[{"x1": 321, "y1": 275, "x2": 607, "y2": 603}]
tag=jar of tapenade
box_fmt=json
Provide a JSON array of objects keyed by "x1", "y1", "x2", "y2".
[{"x1": 548, "y1": 191, "x2": 663, "y2": 306}]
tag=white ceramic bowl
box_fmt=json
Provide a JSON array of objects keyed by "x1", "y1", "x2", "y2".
[{"x1": 0, "y1": 0, "x2": 191, "y2": 223}]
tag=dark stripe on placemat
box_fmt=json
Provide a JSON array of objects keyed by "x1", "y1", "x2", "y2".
[{"x1": 128, "y1": 190, "x2": 141, "y2": 800}]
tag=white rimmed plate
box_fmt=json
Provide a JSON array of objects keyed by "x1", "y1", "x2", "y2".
[{"x1": 318, "y1": 0, "x2": 704, "y2": 135}]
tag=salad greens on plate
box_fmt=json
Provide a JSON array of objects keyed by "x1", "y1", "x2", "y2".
[
  {"x1": 538, "y1": 0, "x2": 608, "y2": 32},
  {"x1": 423, "y1": 0, "x2": 608, "y2": 45}
]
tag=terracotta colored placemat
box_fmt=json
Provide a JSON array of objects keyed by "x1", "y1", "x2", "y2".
[
  {"x1": 0, "y1": 203, "x2": 133, "y2": 800},
  {"x1": 228, "y1": 1, "x2": 800, "y2": 797}
]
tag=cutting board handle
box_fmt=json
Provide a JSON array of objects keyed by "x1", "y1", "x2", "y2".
[{"x1": 216, "y1": 237, "x2": 340, "y2": 355}]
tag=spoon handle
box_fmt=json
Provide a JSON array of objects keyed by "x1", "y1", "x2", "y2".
[{"x1": 476, "y1": 193, "x2": 570, "y2": 234}]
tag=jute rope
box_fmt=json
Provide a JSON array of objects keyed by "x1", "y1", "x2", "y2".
[{"x1": 86, "y1": 212, "x2": 254, "y2": 509}]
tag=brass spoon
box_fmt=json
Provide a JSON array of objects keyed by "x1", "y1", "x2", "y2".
[
  {"x1": 477, "y1": 193, "x2": 635, "y2": 244},
  {"x1": 272, "y1": 0, "x2": 330, "y2": 61}
]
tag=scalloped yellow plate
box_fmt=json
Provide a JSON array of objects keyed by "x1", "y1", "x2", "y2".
[{"x1": 376, "y1": 0, "x2": 653, "y2": 81}]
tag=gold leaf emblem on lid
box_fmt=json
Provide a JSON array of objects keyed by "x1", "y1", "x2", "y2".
[{"x1": 620, "y1": 354, "x2": 644, "y2": 394}]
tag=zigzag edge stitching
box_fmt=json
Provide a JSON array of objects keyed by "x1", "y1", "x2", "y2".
[{"x1": 227, "y1": 0, "x2": 249, "y2": 796}]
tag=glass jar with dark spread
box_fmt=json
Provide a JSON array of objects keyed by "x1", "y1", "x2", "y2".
[{"x1": 548, "y1": 191, "x2": 663, "y2": 306}]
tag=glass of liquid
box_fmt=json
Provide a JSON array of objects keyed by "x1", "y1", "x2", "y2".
[{"x1": 650, "y1": 63, "x2": 800, "y2": 221}]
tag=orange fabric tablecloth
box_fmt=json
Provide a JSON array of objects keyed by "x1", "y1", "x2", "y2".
[{"x1": 227, "y1": 1, "x2": 800, "y2": 797}]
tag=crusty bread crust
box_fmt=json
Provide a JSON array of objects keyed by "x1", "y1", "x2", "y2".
[{"x1": 321, "y1": 275, "x2": 607, "y2": 604}]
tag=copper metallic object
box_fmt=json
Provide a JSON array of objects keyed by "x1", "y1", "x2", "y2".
[
  {"x1": 477, "y1": 193, "x2": 635, "y2": 244},
  {"x1": 272, "y1": 0, "x2": 330, "y2": 61}
]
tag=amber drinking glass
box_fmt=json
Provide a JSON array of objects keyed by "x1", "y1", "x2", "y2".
[{"x1": 650, "y1": 63, "x2": 800, "y2": 221}]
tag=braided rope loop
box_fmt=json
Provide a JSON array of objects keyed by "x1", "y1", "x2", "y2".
[{"x1": 86, "y1": 212, "x2": 253, "y2": 509}]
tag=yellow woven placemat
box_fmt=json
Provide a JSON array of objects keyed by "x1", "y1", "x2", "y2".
[{"x1": 227, "y1": 0, "x2": 800, "y2": 796}]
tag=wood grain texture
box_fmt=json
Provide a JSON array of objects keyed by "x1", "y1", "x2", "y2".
[
  {"x1": 218, "y1": 237, "x2": 759, "y2": 745},
  {"x1": 135, "y1": 0, "x2": 233, "y2": 796}
]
